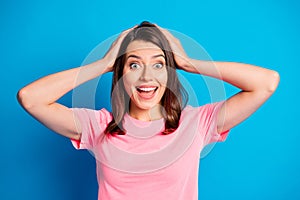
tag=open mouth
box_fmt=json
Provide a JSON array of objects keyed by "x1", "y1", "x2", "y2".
[
  {"x1": 135, "y1": 86, "x2": 158, "y2": 100},
  {"x1": 136, "y1": 86, "x2": 158, "y2": 92}
]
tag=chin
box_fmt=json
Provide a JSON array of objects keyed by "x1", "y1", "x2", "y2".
[
  {"x1": 127, "y1": 87, "x2": 166, "y2": 112},
  {"x1": 134, "y1": 100, "x2": 160, "y2": 111}
]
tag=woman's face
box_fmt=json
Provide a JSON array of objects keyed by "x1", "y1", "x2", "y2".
[{"x1": 122, "y1": 40, "x2": 168, "y2": 114}]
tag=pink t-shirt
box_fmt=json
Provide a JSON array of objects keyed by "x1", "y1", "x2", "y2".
[{"x1": 71, "y1": 101, "x2": 229, "y2": 200}]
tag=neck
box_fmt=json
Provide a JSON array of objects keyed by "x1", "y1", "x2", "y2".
[{"x1": 129, "y1": 104, "x2": 163, "y2": 121}]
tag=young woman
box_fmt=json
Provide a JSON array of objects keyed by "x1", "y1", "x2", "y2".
[{"x1": 17, "y1": 22, "x2": 279, "y2": 199}]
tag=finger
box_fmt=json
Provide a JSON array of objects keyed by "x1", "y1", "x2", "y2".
[
  {"x1": 148, "y1": 24, "x2": 176, "y2": 42},
  {"x1": 153, "y1": 23, "x2": 165, "y2": 30},
  {"x1": 122, "y1": 25, "x2": 138, "y2": 34},
  {"x1": 162, "y1": 29, "x2": 175, "y2": 40},
  {"x1": 153, "y1": 24, "x2": 168, "y2": 35},
  {"x1": 154, "y1": 25, "x2": 176, "y2": 40},
  {"x1": 153, "y1": 24, "x2": 167, "y2": 33},
  {"x1": 116, "y1": 25, "x2": 137, "y2": 42}
]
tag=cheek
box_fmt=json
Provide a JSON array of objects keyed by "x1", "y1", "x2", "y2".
[
  {"x1": 122, "y1": 72, "x2": 138, "y2": 96},
  {"x1": 157, "y1": 69, "x2": 168, "y2": 86}
]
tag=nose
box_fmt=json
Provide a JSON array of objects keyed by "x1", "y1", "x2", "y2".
[{"x1": 139, "y1": 65, "x2": 154, "y2": 82}]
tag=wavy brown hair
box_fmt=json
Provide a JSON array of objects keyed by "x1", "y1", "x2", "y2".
[{"x1": 105, "y1": 21, "x2": 188, "y2": 135}]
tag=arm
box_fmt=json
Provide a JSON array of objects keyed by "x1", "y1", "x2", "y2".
[
  {"x1": 17, "y1": 27, "x2": 134, "y2": 140},
  {"x1": 158, "y1": 26, "x2": 280, "y2": 134},
  {"x1": 187, "y1": 59, "x2": 280, "y2": 133},
  {"x1": 17, "y1": 60, "x2": 108, "y2": 140}
]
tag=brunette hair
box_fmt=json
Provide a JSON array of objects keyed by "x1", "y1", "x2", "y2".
[{"x1": 105, "y1": 21, "x2": 188, "y2": 135}]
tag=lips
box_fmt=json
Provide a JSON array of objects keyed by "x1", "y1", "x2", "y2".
[{"x1": 135, "y1": 85, "x2": 158, "y2": 100}]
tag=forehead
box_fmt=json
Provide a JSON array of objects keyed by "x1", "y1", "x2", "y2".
[{"x1": 125, "y1": 40, "x2": 164, "y2": 57}]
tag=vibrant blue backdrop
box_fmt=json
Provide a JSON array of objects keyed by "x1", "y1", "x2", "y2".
[{"x1": 1, "y1": 0, "x2": 299, "y2": 199}]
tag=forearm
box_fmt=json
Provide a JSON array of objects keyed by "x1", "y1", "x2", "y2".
[
  {"x1": 18, "y1": 59, "x2": 109, "y2": 108},
  {"x1": 187, "y1": 59, "x2": 279, "y2": 93}
]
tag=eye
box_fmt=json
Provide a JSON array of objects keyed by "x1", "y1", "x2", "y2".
[
  {"x1": 129, "y1": 63, "x2": 141, "y2": 70},
  {"x1": 153, "y1": 63, "x2": 164, "y2": 69}
]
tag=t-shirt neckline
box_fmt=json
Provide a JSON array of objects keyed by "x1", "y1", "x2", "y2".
[{"x1": 122, "y1": 113, "x2": 165, "y2": 138}]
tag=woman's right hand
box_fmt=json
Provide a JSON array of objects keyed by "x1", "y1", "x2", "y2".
[{"x1": 102, "y1": 25, "x2": 137, "y2": 73}]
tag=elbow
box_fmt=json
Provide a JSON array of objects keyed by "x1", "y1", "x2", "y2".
[
  {"x1": 252, "y1": 70, "x2": 279, "y2": 100},
  {"x1": 17, "y1": 88, "x2": 34, "y2": 110},
  {"x1": 267, "y1": 70, "x2": 280, "y2": 93}
]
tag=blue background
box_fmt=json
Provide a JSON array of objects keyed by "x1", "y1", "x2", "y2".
[{"x1": 1, "y1": 0, "x2": 299, "y2": 199}]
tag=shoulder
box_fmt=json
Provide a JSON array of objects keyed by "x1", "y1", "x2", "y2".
[{"x1": 97, "y1": 108, "x2": 113, "y2": 123}]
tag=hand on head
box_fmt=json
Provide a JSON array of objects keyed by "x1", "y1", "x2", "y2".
[
  {"x1": 102, "y1": 25, "x2": 137, "y2": 72},
  {"x1": 154, "y1": 24, "x2": 192, "y2": 71},
  {"x1": 103, "y1": 22, "x2": 193, "y2": 73}
]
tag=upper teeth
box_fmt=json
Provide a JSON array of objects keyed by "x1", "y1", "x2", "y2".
[{"x1": 137, "y1": 87, "x2": 156, "y2": 92}]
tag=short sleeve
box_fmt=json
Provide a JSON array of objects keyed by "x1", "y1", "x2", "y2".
[
  {"x1": 197, "y1": 101, "x2": 230, "y2": 146},
  {"x1": 70, "y1": 108, "x2": 112, "y2": 150}
]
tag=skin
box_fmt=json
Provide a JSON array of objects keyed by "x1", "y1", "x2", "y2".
[
  {"x1": 122, "y1": 40, "x2": 168, "y2": 121},
  {"x1": 156, "y1": 25, "x2": 280, "y2": 133},
  {"x1": 17, "y1": 24, "x2": 279, "y2": 141}
]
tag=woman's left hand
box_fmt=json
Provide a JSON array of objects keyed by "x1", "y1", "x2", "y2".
[{"x1": 156, "y1": 25, "x2": 195, "y2": 72}]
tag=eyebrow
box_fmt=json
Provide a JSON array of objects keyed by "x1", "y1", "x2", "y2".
[{"x1": 126, "y1": 54, "x2": 165, "y2": 60}]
